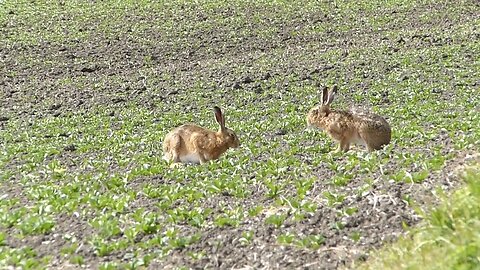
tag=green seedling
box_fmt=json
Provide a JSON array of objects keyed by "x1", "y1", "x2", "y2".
[{"x1": 265, "y1": 214, "x2": 287, "y2": 228}]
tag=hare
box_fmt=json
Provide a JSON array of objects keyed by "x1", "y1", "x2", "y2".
[
  {"x1": 163, "y1": 106, "x2": 240, "y2": 165},
  {"x1": 307, "y1": 85, "x2": 391, "y2": 152}
]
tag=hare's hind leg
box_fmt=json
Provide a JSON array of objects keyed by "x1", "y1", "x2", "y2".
[
  {"x1": 357, "y1": 131, "x2": 378, "y2": 152},
  {"x1": 364, "y1": 136, "x2": 384, "y2": 152},
  {"x1": 198, "y1": 154, "x2": 208, "y2": 164},
  {"x1": 164, "y1": 135, "x2": 182, "y2": 164},
  {"x1": 366, "y1": 144, "x2": 375, "y2": 152},
  {"x1": 168, "y1": 148, "x2": 184, "y2": 168}
]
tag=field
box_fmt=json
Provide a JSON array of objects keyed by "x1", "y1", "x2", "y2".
[{"x1": 1, "y1": 0, "x2": 479, "y2": 269}]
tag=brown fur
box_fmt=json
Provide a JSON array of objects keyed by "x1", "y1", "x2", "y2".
[
  {"x1": 163, "y1": 107, "x2": 240, "y2": 165},
  {"x1": 307, "y1": 86, "x2": 391, "y2": 152}
]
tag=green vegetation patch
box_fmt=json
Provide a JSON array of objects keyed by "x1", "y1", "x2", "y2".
[{"x1": 359, "y1": 165, "x2": 480, "y2": 270}]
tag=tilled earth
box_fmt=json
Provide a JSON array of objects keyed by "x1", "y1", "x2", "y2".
[{"x1": 1, "y1": 1, "x2": 479, "y2": 269}]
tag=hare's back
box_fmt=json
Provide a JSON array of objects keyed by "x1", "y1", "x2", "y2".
[
  {"x1": 354, "y1": 112, "x2": 390, "y2": 132},
  {"x1": 171, "y1": 124, "x2": 210, "y2": 136},
  {"x1": 164, "y1": 124, "x2": 209, "y2": 146}
]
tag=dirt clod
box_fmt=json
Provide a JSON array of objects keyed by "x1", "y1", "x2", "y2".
[{"x1": 64, "y1": 144, "x2": 77, "y2": 152}]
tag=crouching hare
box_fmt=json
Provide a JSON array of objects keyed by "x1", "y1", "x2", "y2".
[
  {"x1": 307, "y1": 86, "x2": 391, "y2": 152},
  {"x1": 163, "y1": 106, "x2": 240, "y2": 166}
]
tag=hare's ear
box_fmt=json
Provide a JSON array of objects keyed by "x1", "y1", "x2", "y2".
[
  {"x1": 326, "y1": 85, "x2": 337, "y2": 105},
  {"x1": 320, "y1": 86, "x2": 329, "y2": 105},
  {"x1": 213, "y1": 106, "x2": 225, "y2": 130}
]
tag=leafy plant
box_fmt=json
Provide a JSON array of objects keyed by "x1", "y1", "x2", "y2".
[{"x1": 265, "y1": 214, "x2": 287, "y2": 228}]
